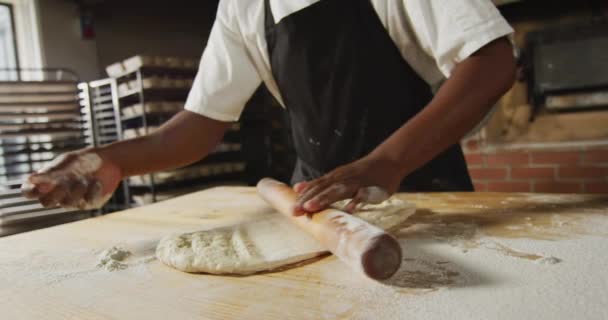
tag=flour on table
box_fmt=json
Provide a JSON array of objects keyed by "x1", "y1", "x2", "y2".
[
  {"x1": 97, "y1": 246, "x2": 132, "y2": 271},
  {"x1": 156, "y1": 198, "x2": 416, "y2": 275},
  {"x1": 535, "y1": 256, "x2": 562, "y2": 265},
  {"x1": 332, "y1": 199, "x2": 414, "y2": 231}
]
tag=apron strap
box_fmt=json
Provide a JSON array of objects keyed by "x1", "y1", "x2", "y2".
[
  {"x1": 264, "y1": 0, "x2": 277, "y2": 56},
  {"x1": 264, "y1": 0, "x2": 275, "y2": 28}
]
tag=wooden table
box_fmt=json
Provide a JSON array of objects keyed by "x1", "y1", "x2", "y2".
[{"x1": 1, "y1": 187, "x2": 607, "y2": 320}]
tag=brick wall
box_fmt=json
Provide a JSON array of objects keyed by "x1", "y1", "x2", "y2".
[{"x1": 462, "y1": 139, "x2": 608, "y2": 194}]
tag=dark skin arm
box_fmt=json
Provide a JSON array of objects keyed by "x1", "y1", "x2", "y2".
[
  {"x1": 23, "y1": 111, "x2": 230, "y2": 207},
  {"x1": 98, "y1": 110, "x2": 230, "y2": 177},
  {"x1": 293, "y1": 37, "x2": 516, "y2": 215}
]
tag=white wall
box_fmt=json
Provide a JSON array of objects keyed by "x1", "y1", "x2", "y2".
[{"x1": 36, "y1": 0, "x2": 100, "y2": 81}]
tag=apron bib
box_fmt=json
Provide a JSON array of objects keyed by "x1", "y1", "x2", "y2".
[{"x1": 264, "y1": 0, "x2": 473, "y2": 191}]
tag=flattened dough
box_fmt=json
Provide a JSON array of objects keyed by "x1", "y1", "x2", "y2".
[{"x1": 156, "y1": 198, "x2": 416, "y2": 275}]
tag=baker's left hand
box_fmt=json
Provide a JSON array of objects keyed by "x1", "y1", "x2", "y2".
[{"x1": 292, "y1": 155, "x2": 403, "y2": 216}]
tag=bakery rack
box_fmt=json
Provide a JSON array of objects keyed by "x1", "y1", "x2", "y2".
[
  {"x1": 78, "y1": 78, "x2": 122, "y2": 147},
  {"x1": 0, "y1": 68, "x2": 87, "y2": 182},
  {"x1": 103, "y1": 55, "x2": 248, "y2": 206},
  {"x1": 78, "y1": 78, "x2": 131, "y2": 212},
  {"x1": 0, "y1": 68, "x2": 93, "y2": 236},
  {"x1": 0, "y1": 183, "x2": 91, "y2": 237}
]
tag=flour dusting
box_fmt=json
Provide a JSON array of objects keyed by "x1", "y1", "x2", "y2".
[
  {"x1": 536, "y1": 256, "x2": 562, "y2": 265},
  {"x1": 97, "y1": 246, "x2": 132, "y2": 271},
  {"x1": 359, "y1": 186, "x2": 390, "y2": 204},
  {"x1": 331, "y1": 253, "x2": 464, "y2": 320}
]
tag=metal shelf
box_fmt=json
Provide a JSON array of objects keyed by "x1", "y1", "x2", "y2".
[
  {"x1": 78, "y1": 79, "x2": 130, "y2": 213},
  {"x1": 111, "y1": 60, "x2": 245, "y2": 205},
  {"x1": 128, "y1": 172, "x2": 246, "y2": 192},
  {"x1": 0, "y1": 143, "x2": 86, "y2": 157},
  {"x1": 120, "y1": 111, "x2": 177, "y2": 122},
  {"x1": 0, "y1": 135, "x2": 84, "y2": 147},
  {"x1": 118, "y1": 86, "x2": 190, "y2": 100},
  {"x1": 0, "y1": 189, "x2": 91, "y2": 236},
  {"x1": 0, "y1": 73, "x2": 86, "y2": 184},
  {"x1": 75, "y1": 57, "x2": 249, "y2": 209},
  {"x1": 109, "y1": 63, "x2": 198, "y2": 79}
]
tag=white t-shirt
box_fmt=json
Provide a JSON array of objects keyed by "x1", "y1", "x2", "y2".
[{"x1": 185, "y1": 0, "x2": 513, "y2": 122}]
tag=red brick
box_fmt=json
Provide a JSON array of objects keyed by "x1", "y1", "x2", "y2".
[
  {"x1": 469, "y1": 168, "x2": 508, "y2": 180},
  {"x1": 558, "y1": 166, "x2": 608, "y2": 180},
  {"x1": 486, "y1": 152, "x2": 529, "y2": 165},
  {"x1": 510, "y1": 167, "x2": 556, "y2": 180},
  {"x1": 531, "y1": 151, "x2": 580, "y2": 165},
  {"x1": 486, "y1": 182, "x2": 531, "y2": 192},
  {"x1": 584, "y1": 182, "x2": 608, "y2": 194},
  {"x1": 534, "y1": 182, "x2": 582, "y2": 193},
  {"x1": 464, "y1": 139, "x2": 480, "y2": 152},
  {"x1": 473, "y1": 182, "x2": 487, "y2": 192},
  {"x1": 464, "y1": 153, "x2": 484, "y2": 166},
  {"x1": 583, "y1": 150, "x2": 608, "y2": 163}
]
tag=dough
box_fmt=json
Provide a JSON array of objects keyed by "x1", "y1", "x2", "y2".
[{"x1": 156, "y1": 198, "x2": 415, "y2": 275}]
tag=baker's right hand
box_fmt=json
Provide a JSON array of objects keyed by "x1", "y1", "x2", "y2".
[{"x1": 21, "y1": 149, "x2": 122, "y2": 209}]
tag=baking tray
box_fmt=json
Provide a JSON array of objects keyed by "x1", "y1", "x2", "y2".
[
  {"x1": 122, "y1": 55, "x2": 198, "y2": 73},
  {"x1": 118, "y1": 77, "x2": 193, "y2": 98},
  {"x1": 0, "y1": 103, "x2": 80, "y2": 113},
  {"x1": 0, "y1": 142, "x2": 86, "y2": 157},
  {"x1": 122, "y1": 123, "x2": 240, "y2": 140},
  {"x1": 0, "y1": 135, "x2": 85, "y2": 147},
  {"x1": 0, "y1": 120, "x2": 83, "y2": 131},
  {"x1": 130, "y1": 181, "x2": 244, "y2": 206},
  {"x1": 123, "y1": 126, "x2": 156, "y2": 139},
  {"x1": 0, "y1": 129, "x2": 84, "y2": 139},
  {"x1": 122, "y1": 102, "x2": 183, "y2": 117},
  {"x1": 0, "y1": 111, "x2": 81, "y2": 122},
  {"x1": 0, "y1": 151, "x2": 63, "y2": 167},
  {"x1": 0, "y1": 93, "x2": 78, "y2": 104},
  {"x1": 0, "y1": 82, "x2": 78, "y2": 94},
  {"x1": 128, "y1": 162, "x2": 246, "y2": 186}
]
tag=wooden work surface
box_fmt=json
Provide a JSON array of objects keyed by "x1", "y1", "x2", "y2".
[{"x1": 1, "y1": 187, "x2": 608, "y2": 320}]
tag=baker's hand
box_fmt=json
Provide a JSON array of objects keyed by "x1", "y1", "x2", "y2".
[
  {"x1": 21, "y1": 149, "x2": 122, "y2": 209},
  {"x1": 292, "y1": 155, "x2": 403, "y2": 216}
]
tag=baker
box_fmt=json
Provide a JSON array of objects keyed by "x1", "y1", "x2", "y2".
[{"x1": 22, "y1": 0, "x2": 515, "y2": 215}]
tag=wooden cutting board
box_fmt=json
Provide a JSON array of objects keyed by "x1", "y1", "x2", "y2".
[{"x1": 1, "y1": 187, "x2": 607, "y2": 320}]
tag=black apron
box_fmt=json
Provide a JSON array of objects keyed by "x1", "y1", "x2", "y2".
[{"x1": 264, "y1": 0, "x2": 473, "y2": 192}]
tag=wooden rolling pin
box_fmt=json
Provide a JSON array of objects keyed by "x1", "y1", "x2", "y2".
[{"x1": 256, "y1": 178, "x2": 402, "y2": 280}]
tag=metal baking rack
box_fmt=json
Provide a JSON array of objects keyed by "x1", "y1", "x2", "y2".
[
  {"x1": 78, "y1": 78, "x2": 122, "y2": 146},
  {"x1": 0, "y1": 68, "x2": 86, "y2": 183},
  {"x1": 0, "y1": 68, "x2": 93, "y2": 236},
  {"x1": 100, "y1": 56, "x2": 248, "y2": 206},
  {"x1": 78, "y1": 78, "x2": 131, "y2": 212},
  {"x1": 0, "y1": 183, "x2": 92, "y2": 237}
]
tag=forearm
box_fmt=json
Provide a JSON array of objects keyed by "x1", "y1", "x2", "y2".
[
  {"x1": 370, "y1": 38, "x2": 516, "y2": 177},
  {"x1": 94, "y1": 111, "x2": 231, "y2": 177}
]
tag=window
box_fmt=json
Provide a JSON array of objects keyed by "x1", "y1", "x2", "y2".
[{"x1": 0, "y1": 3, "x2": 18, "y2": 80}]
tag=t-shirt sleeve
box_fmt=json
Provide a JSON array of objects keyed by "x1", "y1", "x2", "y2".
[
  {"x1": 184, "y1": 2, "x2": 262, "y2": 122},
  {"x1": 405, "y1": 0, "x2": 514, "y2": 77}
]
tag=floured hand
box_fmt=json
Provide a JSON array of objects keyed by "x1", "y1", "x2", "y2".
[
  {"x1": 21, "y1": 150, "x2": 122, "y2": 209},
  {"x1": 292, "y1": 155, "x2": 403, "y2": 215}
]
